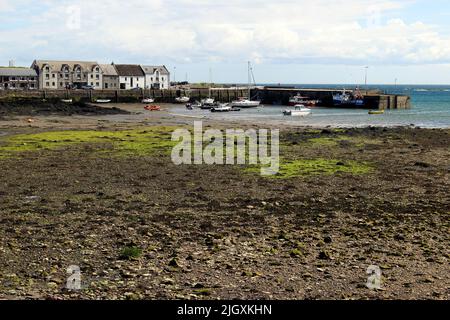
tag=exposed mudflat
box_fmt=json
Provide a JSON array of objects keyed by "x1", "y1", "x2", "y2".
[
  {"x1": 0, "y1": 98, "x2": 129, "y2": 117},
  {"x1": 0, "y1": 105, "x2": 448, "y2": 300}
]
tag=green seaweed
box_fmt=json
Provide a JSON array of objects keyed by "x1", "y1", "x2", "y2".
[
  {"x1": 0, "y1": 127, "x2": 177, "y2": 158},
  {"x1": 246, "y1": 158, "x2": 374, "y2": 179}
]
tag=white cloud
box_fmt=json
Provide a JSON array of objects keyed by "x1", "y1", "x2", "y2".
[{"x1": 1, "y1": 0, "x2": 450, "y2": 66}]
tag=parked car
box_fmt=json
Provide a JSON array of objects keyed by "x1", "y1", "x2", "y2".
[{"x1": 81, "y1": 85, "x2": 95, "y2": 90}]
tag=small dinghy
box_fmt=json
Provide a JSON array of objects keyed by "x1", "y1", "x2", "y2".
[
  {"x1": 142, "y1": 98, "x2": 155, "y2": 104},
  {"x1": 144, "y1": 105, "x2": 161, "y2": 111},
  {"x1": 95, "y1": 99, "x2": 111, "y2": 103},
  {"x1": 175, "y1": 96, "x2": 190, "y2": 103},
  {"x1": 61, "y1": 99, "x2": 73, "y2": 103}
]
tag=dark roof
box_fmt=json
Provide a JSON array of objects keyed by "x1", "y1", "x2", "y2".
[
  {"x1": 0, "y1": 67, "x2": 37, "y2": 77},
  {"x1": 114, "y1": 64, "x2": 145, "y2": 77}
]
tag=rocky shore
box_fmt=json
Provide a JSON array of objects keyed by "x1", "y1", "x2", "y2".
[{"x1": 0, "y1": 104, "x2": 448, "y2": 300}]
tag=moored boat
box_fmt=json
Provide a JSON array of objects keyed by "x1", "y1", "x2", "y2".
[
  {"x1": 95, "y1": 99, "x2": 111, "y2": 103},
  {"x1": 369, "y1": 110, "x2": 385, "y2": 115},
  {"x1": 283, "y1": 104, "x2": 312, "y2": 117},
  {"x1": 175, "y1": 96, "x2": 190, "y2": 103},
  {"x1": 142, "y1": 98, "x2": 155, "y2": 104},
  {"x1": 211, "y1": 104, "x2": 232, "y2": 112},
  {"x1": 289, "y1": 94, "x2": 320, "y2": 107}
]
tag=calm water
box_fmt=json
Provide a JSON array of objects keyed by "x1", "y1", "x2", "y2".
[{"x1": 171, "y1": 85, "x2": 450, "y2": 128}]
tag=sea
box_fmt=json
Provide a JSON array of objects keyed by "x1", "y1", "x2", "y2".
[{"x1": 171, "y1": 85, "x2": 450, "y2": 129}]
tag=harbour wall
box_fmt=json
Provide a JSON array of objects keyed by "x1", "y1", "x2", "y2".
[{"x1": 0, "y1": 87, "x2": 410, "y2": 109}]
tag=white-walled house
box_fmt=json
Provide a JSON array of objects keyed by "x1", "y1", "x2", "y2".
[
  {"x1": 141, "y1": 65, "x2": 170, "y2": 89},
  {"x1": 114, "y1": 64, "x2": 145, "y2": 90}
]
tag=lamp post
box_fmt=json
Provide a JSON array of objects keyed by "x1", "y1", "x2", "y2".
[{"x1": 364, "y1": 66, "x2": 369, "y2": 89}]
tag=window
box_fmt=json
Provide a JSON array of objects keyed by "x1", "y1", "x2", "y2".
[
  {"x1": 60, "y1": 82, "x2": 63, "y2": 87},
  {"x1": 52, "y1": 82, "x2": 55, "y2": 86},
  {"x1": 105, "y1": 83, "x2": 109, "y2": 89},
  {"x1": 46, "y1": 82, "x2": 50, "y2": 86},
  {"x1": 95, "y1": 67, "x2": 99, "y2": 72},
  {"x1": 151, "y1": 77, "x2": 153, "y2": 82},
  {"x1": 52, "y1": 74, "x2": 55, "y2": 78},
  {"x1": 30, "y1": 84, "x2": 35, "y2": 88},
  {"x1": 96, "y1": 74, "x2": 99, "y2": 80},
  {"x1": 11, "y1": 77, "x2": 16, "y2": 81},
  {"x1": 45, "y1": 67, "x2": 49, "y2": 72},
  {"x1": 91, "y1": 82, "x2": 94, "y2": 85},
  {"x1": 125, "y1": 77, "x2": 127, "y2": 81},
  {"x1": 45, "y1": 74, "x2": 49, "y2": 80},
  {"x1": 96, "y1": 82, "x2": 99, "y2": 86},
  {"x1": 91, "y1": 74, "x2": 93, "y2": 79}
]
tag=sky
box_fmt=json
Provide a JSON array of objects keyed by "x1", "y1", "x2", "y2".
[{"x1": 1, "y1": 0, "x2": 450, "y2": 84}]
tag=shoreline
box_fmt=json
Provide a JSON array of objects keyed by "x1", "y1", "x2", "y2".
[{"x1": 0, "y1": 103, "x2": 449, "y2": 131}]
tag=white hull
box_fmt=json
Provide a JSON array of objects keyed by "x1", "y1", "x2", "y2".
[
  {"x1": 175, "y1": 97, "x2": 190, "y2": 103},
  {"x1": 231, "y1": 100, "x2": 261, "y2": 108},
  {"x1": 284, "y1": 110, "x2": 311, "y2": 117},
  {"x1": 142, "y1": 98, "x2": 155, "y2": 103},
  {"x1": 284, "y1": 105, "x2": 311, "y2": 117}
]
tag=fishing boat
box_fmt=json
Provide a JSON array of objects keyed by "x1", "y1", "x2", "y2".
[
  {"x1": 231, "y1": 61, "x2": 261, "y2": 108},
  {"x1": 61, "y1": 99, "x2": 73, "y2": 103},
  {"x1": 95, "y1": 99, "x2": 111, "y2": 103},
  {"x1": 333, "y1": 88, "x2": 365, "y2": 107},
  {"x1": 369, "y1": 110, "x2": 385, "y2": 115},
  {"x1": 211, "y1": 104, "x2": 232, "y2": 112},
  {"x1": 142, "y1": 98, "x2": 155, "y2": 104},
  {"x1": 175, "y1": 96, "x2": 190, "y2": 103},
  {"x1": 283, "y1": 105, "x2": 312, "y2": 117},
  {"x1": 289, "y1": 94, "x2": 319, "y2": 107}
]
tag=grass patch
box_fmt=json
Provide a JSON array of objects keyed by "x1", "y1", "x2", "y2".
[
  {"x1": 119, "y1": 246, "x2": 142, "y2": 260},
  {"x1": 247, "y1": 158, "x2": 374, "y2": 179},
  {"x1": 0, "y1": 127, "x2": 177, "y2": 158}
]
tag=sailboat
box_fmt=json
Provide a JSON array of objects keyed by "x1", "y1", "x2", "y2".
[{"x1": 231, "y1": 62, "x2": 261, "y2": 108}]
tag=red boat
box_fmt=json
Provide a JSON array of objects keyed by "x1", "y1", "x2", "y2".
[{"x1": 144, "y1": 105, "x2": 161, "y2": 111}]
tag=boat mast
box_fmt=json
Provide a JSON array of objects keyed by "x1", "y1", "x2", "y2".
[{"x1": 248, "y1": 61, "x2": 251, "y2": 99}]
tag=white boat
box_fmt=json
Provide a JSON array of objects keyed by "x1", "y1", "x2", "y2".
[
  {"x1": 283, "y1": 104, "x2": 312, "y2": 117},
  {"x1": 211, "y1": 104, "x2": 232, "y2": 112},
  {"x1": 175, "y1": 96, "x2": 190, "y2": 103},
  {"x1": 61, "y1": 99, "x2": 73, "y2": 103},
  {"x1": 201, "y1": 98, "x2": 215, "y2": 105},
  {"x1": 231, "y1": 99, "x2": 261, "y2": 108},
  {"x1": 95, "y1": 99, "x2": 111, "y2": 103},
  {"x1": 231, "y1": 61, "x2": 261, "y2": 108},
  {"x1": 142, "y1": 98, "x2": 155, "y2": 103}
]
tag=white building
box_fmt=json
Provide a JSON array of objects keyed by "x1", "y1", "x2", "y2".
[
  {"x1": 31, "y1": 60, "x2": 103, "y2": 90},
  {"x1": 141, "y1": 65, "x2": 170, "y2": 89},
  {"x1": 114, "y1": 64, "x2": 145, "y2": 90}
]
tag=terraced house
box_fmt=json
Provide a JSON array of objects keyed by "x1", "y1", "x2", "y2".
[
  {"x1": 114, "y1": 64, "x2": 145, "y2": 90},
  {"x1": 141, "y1": 65, "x2": 170, "y2": 89},
  {"x1": 0, "y1": 67, "x2": 38, "y2": 90},
  {"x1": 31, "y1": 60, "x2": 104, "y2": 90}
]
